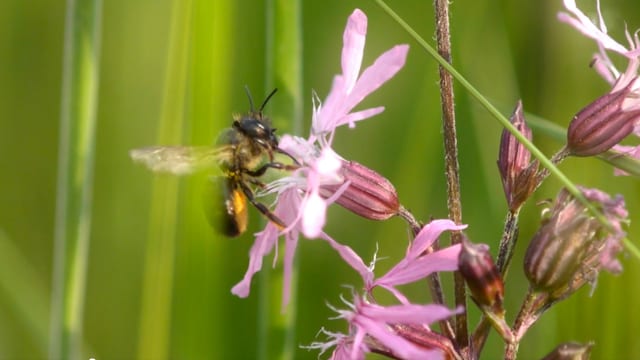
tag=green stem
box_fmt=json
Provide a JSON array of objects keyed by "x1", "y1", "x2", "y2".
[
  {"x1": 258, "y1": 1, "x2": 303, "y2": 360},
  {"x1": 136, "y1": 0, "x2": 192, "y2": 359},
  {"x1": 170, "y1": 0, "x2": 234, "y2": 357},
  {"x1": 49, "y1": 0, "x2": 102, "y2": 359}
]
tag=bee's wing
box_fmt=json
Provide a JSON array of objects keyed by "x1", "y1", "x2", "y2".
[{"x1": 130, "y1": 145, "x2": 232, "y2": 175}]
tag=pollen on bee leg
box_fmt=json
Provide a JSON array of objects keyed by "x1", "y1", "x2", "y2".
[{"x1": 231, "y1": 190, "x2": 247, "y2": 214}]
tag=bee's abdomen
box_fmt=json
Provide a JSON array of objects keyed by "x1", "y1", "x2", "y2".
[{"x1": 205, "y1": 176, "x2": 248, "y2": 237}]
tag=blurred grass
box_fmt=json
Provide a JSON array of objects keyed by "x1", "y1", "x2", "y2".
[
  {"x1": 170, "y1": 0, "x2": 232, "y2": 359},
  {"x1": 1, "y1": 0, "x2": 639, "y2": 359},
  {"x1": 136, "y1": 0, "x2": 191, "y2": 359},
  {"x1": 259, "y1": 1, "x2": 303, "y2": 360},
  {"x1": 49, "y1": 0, "x2": 101, "y2": 359},
  {"x1": 0, "y1": 230, "x2": 49, "y2": 356}
]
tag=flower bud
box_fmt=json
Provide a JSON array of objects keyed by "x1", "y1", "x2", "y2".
[
  {"x1": 541, "y1": 342, "x2": 593, "y2": 360},
  {"x1": 524, "y1": 187, "x2": 627, "y2": 296},
  {"x1": 567, "y1": 80, "x2": 640, "y2": 156},
  {"x1": 458, "y1": 240, "x2": 504, "y2": 311},
  {"x1": 497, "y1": 100, "x2": 538, "y2": 211},
  {"x1": 319, "y1": 160, "x2": 399, "y2": 220},
  {"x1": 458, "y1": 239, "x2": 514, "y2": 343},
  {"x1": 390, "y1": 324, "x2": 459, "y2": 360}
]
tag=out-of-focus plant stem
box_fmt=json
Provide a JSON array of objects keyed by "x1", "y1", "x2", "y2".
[
  {"x1": 258, "y1": 1, "x2": 303, "y2": 360},
  {"x1": 136, "y1": 0, "x2": 191, "y2": 359},
  {"x1": 49, "y1": 0, "x2": 102, "y2": 359}
]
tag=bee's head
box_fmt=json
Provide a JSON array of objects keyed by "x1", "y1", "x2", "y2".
[
  {"x1": 236, "y1": 86, "x2": 280, "y2": 149},
  {"x1": 234, "y1": 116, "x2": 279, "y2": 149}
]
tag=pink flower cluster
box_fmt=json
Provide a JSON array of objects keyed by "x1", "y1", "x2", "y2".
[{"x1": 230, "y1": 9, "x2": 464, "y2": 359}]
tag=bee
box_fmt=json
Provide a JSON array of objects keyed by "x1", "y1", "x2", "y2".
[{"x1": 130, "y1": 87, "x2": 297, "y2": 237}]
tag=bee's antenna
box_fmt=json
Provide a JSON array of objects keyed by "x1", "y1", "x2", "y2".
[
  {"x1": 243, "y1": 85, "x2": 256, "y2": 112},
  {"x1": 259, "y1": 88, "x2": 278, "y2": 112}
]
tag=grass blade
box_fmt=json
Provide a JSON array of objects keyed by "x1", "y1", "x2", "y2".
[
  {"x1": 136, "y1": 0, "x2": 192, "y2": 359},
  {"x1": 0, "y1": 230, "x2": 49, "y2": 356},
  {"x1": 259, "y1": 1, "x2": 303, "y2": 360},
  {"x1": 49, "y1": 0, "x2": 102, "y2": 359}
]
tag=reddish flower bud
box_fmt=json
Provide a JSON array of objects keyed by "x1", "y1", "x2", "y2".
[
  {"x1": 541, "y1": 342, "x2": 593, "y2": 360},
  {"x1": 498, "y1": 100, "x2": 539, "y2": 210},
  {"x1": 567, "y1": 80, "x2": 640, "y2": 156},
  {"x1": 459, "y1": 238, "x2": 515, "y2": 343},
  {"x1": 390, "y1": 324, "x2": 459, "y2": 360},
  {"x1": 458, "y1": 240, "x2": 504, "y2": 311},
  {"x1": 524, "y1": 187, "x2": 627, "y2": 296},
  {"x1": 319, "y1": 160, "x2": 399, "y2": 220}
]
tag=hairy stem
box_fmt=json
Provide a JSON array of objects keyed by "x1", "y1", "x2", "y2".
[
  {"x1": 506, "y1": 288, "x2": 538, "y2": 360},
  {"x1": 434, "y1": 0, "x2": 468, "y2": 350},
  {"x1": 496, "y1": 209, "x2": 521, "y2": 276}
]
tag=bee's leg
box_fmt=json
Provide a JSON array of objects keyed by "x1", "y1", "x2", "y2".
[
  {"x1": 247, "y1": 178, "x2": 267, "y2": 188},
  {"x1": 245, "y1": 161, "x2": 298, "y2": 177},
  {"x1": 275, "y1": 147, "x2": 301, "y2": 166},
  {"x1": 238, "y1": 181, "x2": 286, "y2": 229}
]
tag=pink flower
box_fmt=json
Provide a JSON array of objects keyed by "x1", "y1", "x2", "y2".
[
  {"x1": 304, "y1": 220, "x2": 467, "y2": 359},
  {"x1": 580, "y1": 187, "x2": 627, "y2": 273},
  {"x1": 232, "y1": 8, "x2": 409, "y2": 306},
  {"x1": 307, "y1": 295, "x2": 461, "y2": 360},
  {"x1": 319, "y1": 219, "x2": 465, "y2": 303},
  {"x1": 304, "y1": 329, "x2": 363, "y2": 360},
  {"x1": 369, "y1": 220, "x2": 464, "y2": 303},
  {"x1": 558, "y1": 0, "x2": 640, "y2": 160},
  {"x1": 279, "y1": 7, "x2": 408, "y2": 239}
]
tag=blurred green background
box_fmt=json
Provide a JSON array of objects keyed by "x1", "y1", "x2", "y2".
[{"x1": 1, "y1": 0, "x2": 639, "y2": 359}]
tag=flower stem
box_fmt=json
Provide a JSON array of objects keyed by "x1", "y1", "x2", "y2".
[
  {"x1": 534, "y1": 146, "x2": 571, "y2": 187},
  {"x1": 433, "y1": 0, "x2": 468, "y2": 350},
  {"x1": 505, "y1": 288, "x2": 546, "y2": 360},
  {"x1": 397, "y1": 206, "x2": 422, "y2": 236},
  {"x1": 472, "y1": 209, "x2": 520, "y2": 354},
  {"x1": 496, "y1": 209, "x2": 520, "y2": 276}
]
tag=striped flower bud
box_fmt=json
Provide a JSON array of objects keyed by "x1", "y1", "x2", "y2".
[
  {"x1": 319, "y1": 160, "x2": 399, "y2": 220},
  {"x1": 524, "y1": 187, "x2": 627, "y2": 296},
  {"x1": 497, "y1": 101, "x2": 538, "y2": 211},
  {"x1": 567, "y1": 80, "x2": 640, "y2": 157}
]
